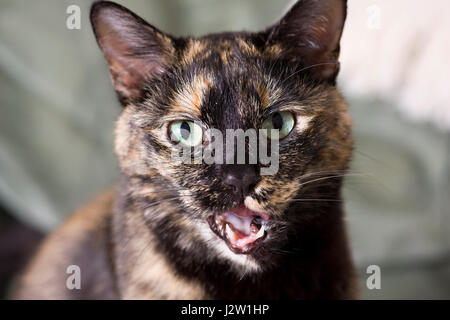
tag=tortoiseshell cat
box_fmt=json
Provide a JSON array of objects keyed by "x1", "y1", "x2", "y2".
[{"x1": 16, "y1": 0, "x2": 358, "y2": 299}]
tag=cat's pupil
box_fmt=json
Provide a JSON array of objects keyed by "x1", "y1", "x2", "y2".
[
  {"x1": 180, "y1": 121, "x2": 191, "y2": 140},
  {"x1": 272, "y1": 113, "x2": 283, "y2": 130}
]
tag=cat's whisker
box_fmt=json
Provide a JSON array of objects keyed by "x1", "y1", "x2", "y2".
[
  {"x1": 299, "y1": 169, "x2": 364, "y2": 178},
  {"x1": 289, "y1": 198, "x2": 343, "y2": 202},
  {"x1": 298, "y1": 173, "x2": 375, "y2": 188},
  {"x1": 256, "y1": 172, "x2": 374, "y2": 192},
  {"x1": 134, "y1": 190, "x2": 182, "y2": 197},
  {"x1": 141, "y1": 197, "x2": 181, "y2": 211},
  {"x1": 283, "y1": 62, "x2": 339, "y2": 84}
]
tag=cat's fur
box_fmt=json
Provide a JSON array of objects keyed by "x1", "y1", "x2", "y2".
[{"x1": 15, "y1": 0, "x2": 358, "y2": 299}]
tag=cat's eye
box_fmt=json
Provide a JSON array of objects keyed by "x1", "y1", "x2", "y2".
[
  {"x1": 261, "y1": 111, "x2": 295, "y2": 139},
  {"x1": 169, "y1": 120, "x2": 203, "y2": 147}
]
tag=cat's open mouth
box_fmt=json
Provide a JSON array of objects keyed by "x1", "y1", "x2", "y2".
[{"x1": 207, "y1": 205, "x2": 269, "y2": 254}]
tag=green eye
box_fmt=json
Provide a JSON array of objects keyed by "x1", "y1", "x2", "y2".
[
  {"x1": 261, "y1": 111, "x2": 295, "y2": 139},
  {"x1": 169, "y1": 120, "x2": 203, "y2": 147}
]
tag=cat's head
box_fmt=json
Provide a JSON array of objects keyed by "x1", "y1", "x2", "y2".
[{"x1": 91, "y1": 0, "x2": 351, "y2": 273}]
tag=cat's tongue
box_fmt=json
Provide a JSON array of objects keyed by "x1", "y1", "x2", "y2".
[{"x1": 218, "y1": 205, "x2": 269, "y2": 252}]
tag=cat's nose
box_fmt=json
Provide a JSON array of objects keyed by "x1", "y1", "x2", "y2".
[{"x1": 221, "y1": 165, "x2": 259, "y2": 198}]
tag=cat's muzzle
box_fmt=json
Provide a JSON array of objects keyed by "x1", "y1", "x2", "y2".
[{"x1": 207, "y1": 205, "x2": 269, "y2": 254}]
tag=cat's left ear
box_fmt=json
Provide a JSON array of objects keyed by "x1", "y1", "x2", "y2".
[
  {"x1": 263, "y1": 0, "x2": 347, "y2": 83},
  {"x1": 90, "y1": 1, "x2": 176, "y2": 106}
]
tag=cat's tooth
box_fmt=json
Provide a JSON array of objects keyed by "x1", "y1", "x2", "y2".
[
  {"x1": 255, "y1": 225, "x2": 265, "y2": 239},
  {"x1": 216, "y1": 218, "x2": 224, "y2": 234},
  {"x1": 225, "y1": 224, "x2": 237, "y2": 242}
]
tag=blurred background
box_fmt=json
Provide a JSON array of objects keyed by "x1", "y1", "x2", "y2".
[{"x1": 0, "y1": 0, "x2": 449, "y2": 299}]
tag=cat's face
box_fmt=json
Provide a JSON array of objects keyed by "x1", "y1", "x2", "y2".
[{"x1": 91, "y1": 0, "x2": 351, "y2": 272}]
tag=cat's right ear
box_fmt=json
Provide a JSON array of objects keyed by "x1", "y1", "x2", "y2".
[
  {"x1": 262, "y1": 0, "x2": 347, "y2": 83},
  {"x1": 90, "y1": 1, "x2": 176, "y2": 106}
]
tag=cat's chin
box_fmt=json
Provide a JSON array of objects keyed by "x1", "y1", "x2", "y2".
[{"x1": 207, "y1": 204, "x2": 269, "y2": 255}]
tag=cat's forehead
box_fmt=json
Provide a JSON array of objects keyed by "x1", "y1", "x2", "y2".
[
  {"x1": 167, "y1": 36, "x2": 284, "y2": 127},
  {"x1": 181, "y1": 35, "x2": 269, "y2": 64}
]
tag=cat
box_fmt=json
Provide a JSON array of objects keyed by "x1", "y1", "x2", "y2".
[{"x1": 15, "y1": 0, "x2": 358, "y2": 299}]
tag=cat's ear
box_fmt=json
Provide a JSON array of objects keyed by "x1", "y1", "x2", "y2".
[
  {"x1": 264, "y1": 0, "x2": 347, "y2": 82},
  {"x1": 90, "y1": 1, "x2": 176, "y2": 105}
]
